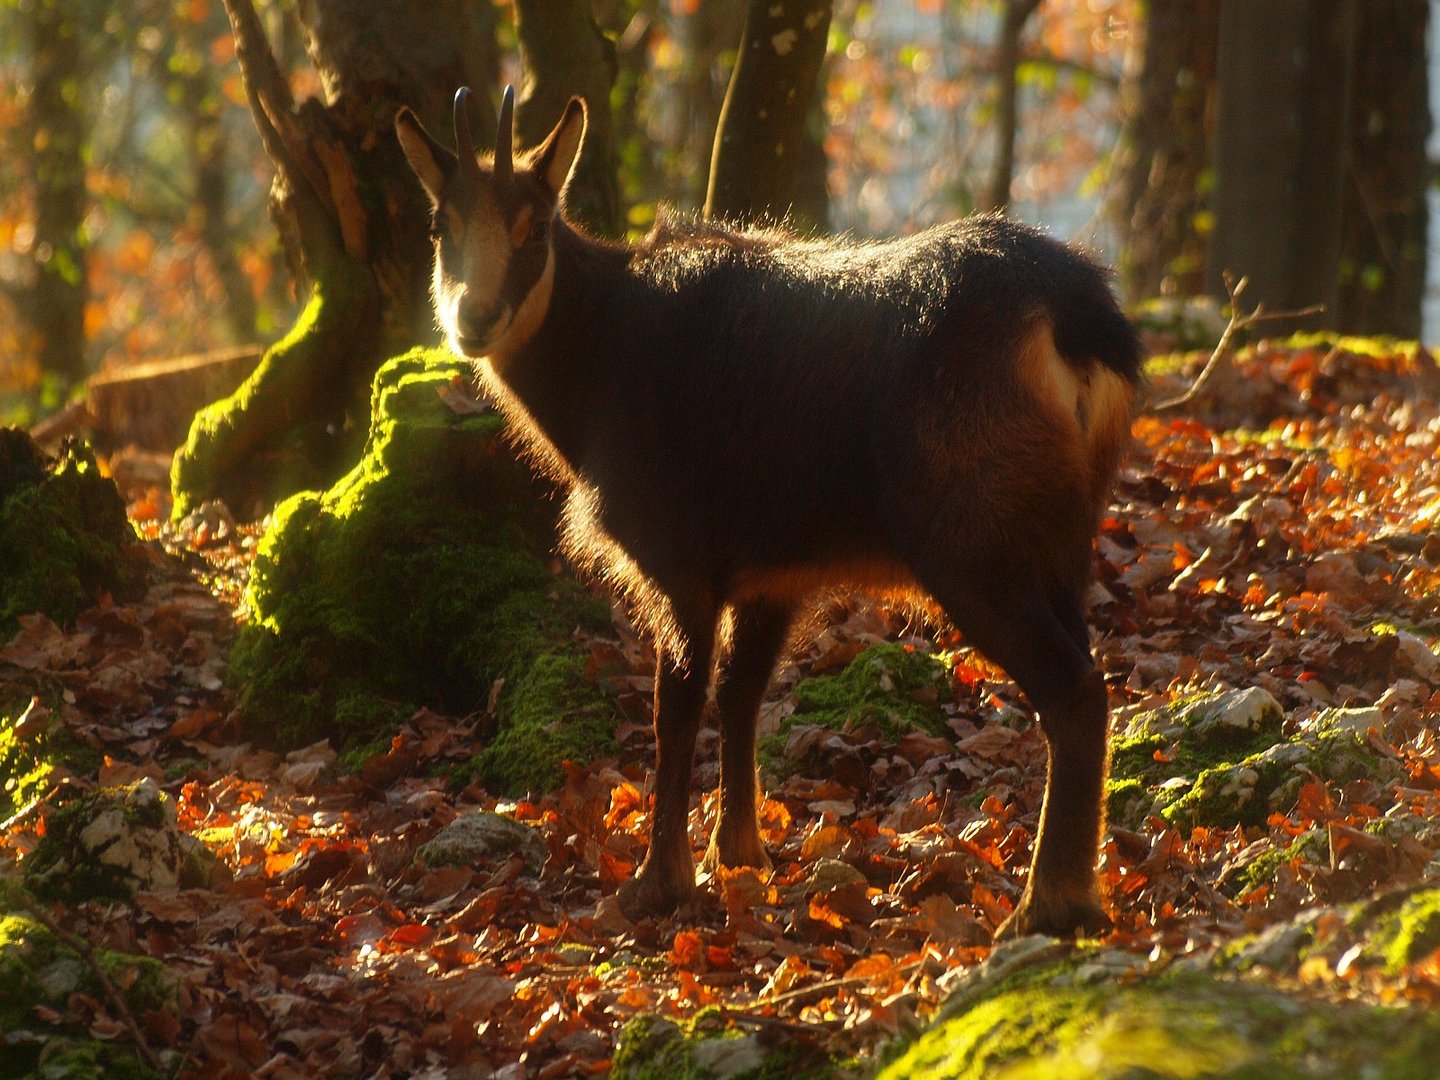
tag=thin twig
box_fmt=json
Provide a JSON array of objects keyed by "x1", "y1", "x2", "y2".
[
  {"x1": 757, "y1": 956, "x2": 928, "y2": 1009},
  {"x1": 15, "y1": 893, "x2": 164, "y2": 1073},
  {"x1": 0, "y1": 783, "x2": 60, "y2": 833},
  {"x1": 1151, "y1": 271, "x2": 1326, "y2": 412}
]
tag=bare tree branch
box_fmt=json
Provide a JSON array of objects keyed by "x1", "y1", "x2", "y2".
[
  {"x1": 1151, "y1": 271, "x2": 1326, "y2": 412},
  {"x1": 219, "y1": 0, "x2": 330, "y2": 216}
]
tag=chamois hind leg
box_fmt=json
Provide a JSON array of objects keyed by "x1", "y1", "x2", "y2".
[
  {"x1": 914, "y1": 565, "x2": 1111, "y2": 939},
  {"x1": 618, "y1": 613, "x2": 717, "y2": 919},
  {"x1": 702, "y1": 600, "x2": 793, "y2": 875}
]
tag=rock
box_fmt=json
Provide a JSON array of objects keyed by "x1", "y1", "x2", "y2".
[
  {"x1": 805, "y1": 858, "x2": 867, "y2": 894},
  {"x1": 24, "y1": 778, "x2": 226, "y2": 903},
  {"x1": 1122, "y1": 686, "x2": 1283, "y2": 745},
  {"x1": 691, "y1": 1033, "x2": 769, "y2": 1076},
  {"x1": 884, "y1": 887, "x2": 1440, "y2": 1080},
  {"x1": 1108, "y1": 688, "x2": 1401, "y2": 830},
  {"x1": 0, "y1": 912, "x2": 178, "y2": 1075},
  {"x1": 416, "y1": 811, "x2": 548, "y2": 873},
  {"x1": 1304, "y1": 706, "x2": 1382, "y2": 735}
]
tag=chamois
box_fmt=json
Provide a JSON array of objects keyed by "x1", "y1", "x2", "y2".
[{"x1": 395, "y1": 87, "x2": 1142, "y2": 938}]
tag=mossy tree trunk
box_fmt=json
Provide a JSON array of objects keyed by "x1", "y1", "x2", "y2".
[
  {"x1": 1333, "y1": 1, "x2": 1429, "y2": 338},
  {"x1": 1107, "y1": 0, "x2": 1220, "y2": 301},
  {"x1": 514, "y1": 0, "x2": 623, "y2": 237},
  {"x1": 704, "y1": 0, "x2": 833, "y2": 231},
  {"x1": 1205, "y1": 0, "x2": 1356, "y2": 331},
  {"x1": 171, "y1": 0, "x2": 502, "y2": 519},
  {"x1": 978, "y1": 0, "x2": 1043, "y2": 215},
  {"x1": 24, "y1": 0, "x2": 95, "y2": 394}
]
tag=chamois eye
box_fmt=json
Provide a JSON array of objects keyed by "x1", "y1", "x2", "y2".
[
  {"x1": 427, "y1": 218, "x2": 447, "y2": 244},
  {"x1": 529, "y1": 218, "x2": 549, "y2": 244}
]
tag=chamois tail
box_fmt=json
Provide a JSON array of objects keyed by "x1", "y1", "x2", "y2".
[{"x1": 1049, "y1": 260, "x2": 1145, "y2": 388}]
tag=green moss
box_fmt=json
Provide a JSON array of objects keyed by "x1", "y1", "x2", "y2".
[
  {"x1": 1278, "y1": 331, "x2": 1420, "y2": 362},
  {"x1": 612, "y1": 1010, "x2": 840, "y2": 1080},
  {"x1": 1106, "y1": 692, "x2": 1397, "y2": 830},
  {"x1": 1161, "y1": 719, "x2": 1401, "y2": 831},
  {"x1": 171, "y1": 277, "x2": 375, "y2": 519},
  {"x1": 881, "y1": 957, "x2": 1440, "y2": 1080},
  {"x1": 1231, "y1": 828, "x2": 1328, "y2": 897},
  {"x1": 1376, "y1": 890, "x2": 1440, "y2": 976},
  {"x1": 760, "y1": 644, "x2": 953, "y2": 775},
  {"x1": 1103, "y1": 776, "x2": 1148, "y2": 825},
  {"x1": 462, "y1": 654, "x2": 619, "y2": 793},
  {"x1": 0, "y1": 701, "x2": 71, "y2": 823},
  {"x1": 0, "y1": 912, "x2": 172, "y2": 1078},
  {"x1": 0, "y1": 434, "x2": 143, "y2": 637},
  {"x1": 229, "y1": 350, "x2": 619, "y2": 794}
]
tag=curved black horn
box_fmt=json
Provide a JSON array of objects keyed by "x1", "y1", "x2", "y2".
[
  {"x1": 453, "y1": 86, "x2": 475, "y2": 166},
  {"x1": 495, "y1": 84, "x2": 515, "y2": 187}
]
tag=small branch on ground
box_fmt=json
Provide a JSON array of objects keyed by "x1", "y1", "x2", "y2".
[
  {"x1": 14, "y1": 891, "x2": 165, "y2": 1073},
  {"x1": 1150, "y1": 271, "x2": 1325, "y2": 412}
]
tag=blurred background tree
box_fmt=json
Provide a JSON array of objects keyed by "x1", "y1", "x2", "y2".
[{"x1": 2, "y1": 0, "x2": 1434, "y2": 439}]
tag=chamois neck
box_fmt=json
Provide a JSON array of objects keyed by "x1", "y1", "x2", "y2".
[{"x1": 482, "y1": 218, "x2": 632, "y2": 476}]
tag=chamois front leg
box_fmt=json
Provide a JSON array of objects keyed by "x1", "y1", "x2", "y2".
[
  {"x1": 702, "y1": 600, "x2": 793, "y2": 875},
  {"x1": 617, "y1": 621, "x2": 716, "y2": 919}
]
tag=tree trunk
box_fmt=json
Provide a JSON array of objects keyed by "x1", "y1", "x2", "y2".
[
  {"x1": 514, "y1": 0, "x2": 623, "y2": 237},
  {"x1": 980, "y1": 0, "x2": 1044, "y2": 214},
  {"x1": 26, "y1": 0, "x2": 91, "y2": 393},
  {"x1": 172, "y1": 15, "x2": 260, "y2": 344},
  {"x1": 1334, "y1": 1, "x2": 1430, "y2": 338},
  {"x1": 676, "y1": 4, "x2": 746, "y2": 212},
  {"x1": 171, "y1": 0, "x2": 509, "y2": 519},
  {"x1": 1206, "y1": 0, "x2": 1356, "y2": 330},
  {"x1": 1108, "y1": 0, "x2": 1220, "y2": 300},
  {"x1": 705, "y1": 0, "x2": 833, "y2": 231}
]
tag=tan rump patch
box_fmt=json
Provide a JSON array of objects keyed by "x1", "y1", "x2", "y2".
[{"x1": 1019, "y1": 319, "x2": 1134, "y2": 453}]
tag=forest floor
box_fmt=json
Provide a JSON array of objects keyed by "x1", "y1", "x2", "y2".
[{"x1": 4, "y1": 336, "x2": 1440, "y2": 1078}]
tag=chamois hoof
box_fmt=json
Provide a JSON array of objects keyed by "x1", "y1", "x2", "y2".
[
  {"x1": 616, "y1": 869, "x2": 698, "y2": 920},
  {"x1": 700, "y1": 830, "x2": 772, "y2": 878},
  {"x1": 994, "y1": 889, "x2": 1111, "y2": 941}
]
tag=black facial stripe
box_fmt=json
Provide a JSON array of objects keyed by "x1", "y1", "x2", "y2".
[
  {"x1": 500, "y1": 242, "x2": 549, "y2": 310},
  {"x1": 439, "y1": 233, "x2": 466, "y2": 280}
]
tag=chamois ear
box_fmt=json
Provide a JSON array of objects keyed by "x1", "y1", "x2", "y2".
[
  {"x1": 394, "y1": 106, "x2": 457, "y2": 205},
  {"x1": 532, "y1": 97, "x2": 587, "y2": 202}
]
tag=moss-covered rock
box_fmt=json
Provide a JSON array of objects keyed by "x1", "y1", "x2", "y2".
[
  {"x1": 0, "y1": 431, "x2": 144, "y2": 638},
  {"x1": 0, "y1": 907, "x2": 173, "y2": 1078},
  {"x1": 613, "y1": 1008, "x2": 841, "y2": 1080},
  {"x1": 415, "y1": 810, "x2": 547, "y2": 873},
  {"x1": 229, "y1": 349, "x2": 619, "y2": 794},
  {"x1": 1370, "y1": 889, "x2": 1440, "y2": 976},
  {"x1": 760, "y1": 644, "x2": 954, "y2": 776},
  {"x1": 23, "y1": 778, "x2": 224, "y2": 904},
  {"x1": 1106, "y1": 689, "x2": 1401, "y2": 829},
  {"x1": 882, "y1": 925, "x2": 1440, "y2": 1080}
]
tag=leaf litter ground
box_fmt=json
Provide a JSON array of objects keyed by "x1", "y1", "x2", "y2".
[{"x1": 4, "y1": 337, "x2": 1440, "y2": 1077}]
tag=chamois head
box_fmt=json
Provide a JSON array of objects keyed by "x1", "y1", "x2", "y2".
[{"x1": 395, "y1": 86, "x2": 586, "y2": 359}]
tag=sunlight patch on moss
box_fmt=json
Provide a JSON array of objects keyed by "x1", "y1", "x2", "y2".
[{"x1": 881, "y1": 954, "x2": 1440, "y2": 1080}]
